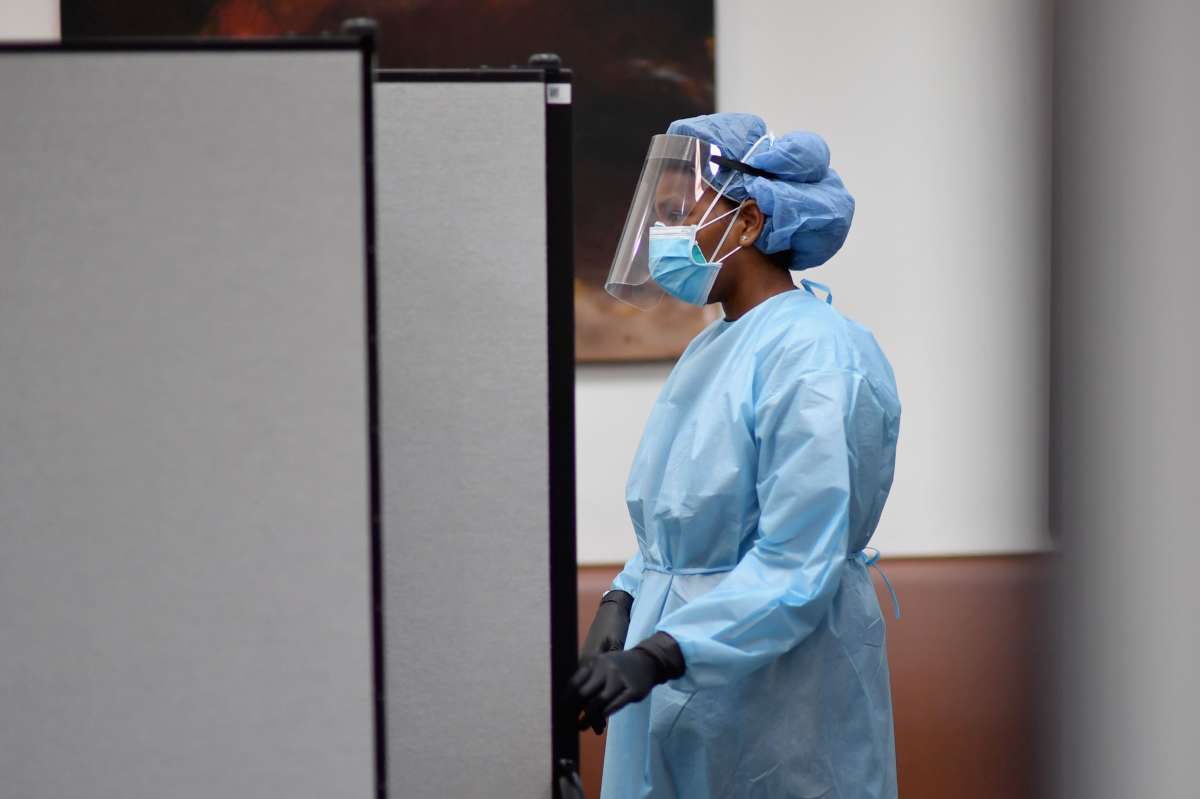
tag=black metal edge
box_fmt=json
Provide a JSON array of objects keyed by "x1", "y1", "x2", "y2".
[
  {"x1": 541, "y1": 67, "x2": 580, "y2": 795},
  {"x1": 0, "y1": 37, "x2": 364, "y2": 52},
  {"x1": 376, "y1": 68, "x2": 546, "y2": 83},
  {"x1": 354, "y1": 35, "x2": 389, "y2": 799}
]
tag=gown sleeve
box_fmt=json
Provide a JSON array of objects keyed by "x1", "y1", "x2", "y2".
[
  {"x1": 609, "y1": 549, "x2": 645, "y2": 598},
  {"x1": 654, "y1": 367, "x2": 858, "y2": 691}
]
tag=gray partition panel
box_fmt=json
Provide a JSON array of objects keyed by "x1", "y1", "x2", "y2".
[
  {"x1": 375, "y1": 79, "x2": 552, "y2": 798},
  {"x1": 1052, "y1": 3, "x2": 1200, "y2": 796},
  {"x1": 0, "y1": 46, "x2": 376, "y2": 799}
]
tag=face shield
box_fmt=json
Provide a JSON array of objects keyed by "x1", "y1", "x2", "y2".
[{"x1": 604, "y1": 134, "x2": 727, "y2": 310}]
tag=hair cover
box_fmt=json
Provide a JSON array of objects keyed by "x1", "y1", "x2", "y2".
[{"x1": 667, "y1": 113, "x2": 855, "y2": 270}]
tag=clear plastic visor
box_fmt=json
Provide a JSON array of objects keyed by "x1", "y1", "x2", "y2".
[{"x1": 605, "y1": 134, "x2": 723, "y2": 309}]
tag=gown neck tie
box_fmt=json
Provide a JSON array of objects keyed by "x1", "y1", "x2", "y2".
[{"x1": 800, "y1": 278, "x2": 833, "y2": 304}]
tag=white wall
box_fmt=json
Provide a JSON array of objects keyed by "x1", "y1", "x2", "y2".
[
  {"x1": 0, "y1": 0, "x2": 58, "y2": 40},
  {"x1": 575, "y1": 362, "x2": 670, "y2": 563},
  {"x1": 576, "y1": 0, "x2": 1055, "y2": 562},
  {"x1": 0, "y1": 0, "x2": 1052, "y2": 561}
]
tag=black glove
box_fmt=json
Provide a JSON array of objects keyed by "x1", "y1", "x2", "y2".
[
  {"x1": 580, "y1": 590, "x2": 634, "y2": 662},
  {"x1": 570, "y1": 631, "x2": 685, "y2": 734}
]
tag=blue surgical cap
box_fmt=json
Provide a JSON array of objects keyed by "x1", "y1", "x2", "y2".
[{"x1": 666, "y1": 113, "x2": 855, "y2": 271}]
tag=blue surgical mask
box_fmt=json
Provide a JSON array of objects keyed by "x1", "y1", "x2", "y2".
[{"x1": 648, "y1": 205, "x2": 743, "y2": 306}]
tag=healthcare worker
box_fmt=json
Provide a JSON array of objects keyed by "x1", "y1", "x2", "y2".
[{"x1": 569, "y1": 113, "x2": 901, "y2": 799}]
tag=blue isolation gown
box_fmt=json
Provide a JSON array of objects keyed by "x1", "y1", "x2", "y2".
[{"x1": 601, "y1": 287, "x2": 901, "y2": 799}]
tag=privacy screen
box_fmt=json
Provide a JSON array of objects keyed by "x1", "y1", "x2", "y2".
[
  {"x1": 373, "y1": 74, "x2": 556, "y2": 799},
  {"x1": 0, "y1": 43, "x2": 377, "y2": 799}
]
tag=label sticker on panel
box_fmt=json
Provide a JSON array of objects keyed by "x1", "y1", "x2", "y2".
[{"x1": 546, "y1": 83, "x2": 572, "y2": 105}]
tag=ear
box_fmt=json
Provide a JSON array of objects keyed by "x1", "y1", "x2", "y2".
[{"x1": 734, "y1": 199, "x2": 765, "y2": 249}]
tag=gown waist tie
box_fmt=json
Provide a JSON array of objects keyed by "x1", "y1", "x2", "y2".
[
  {"x1": 852, "y1": 547, "x2": 901, "y2": 620},
  {"x1": 640, "y1": 553, "x2": 898, "y2": 618},
  {"x1": 640, "y1": 562, "x2": 736, "y2": 576}
]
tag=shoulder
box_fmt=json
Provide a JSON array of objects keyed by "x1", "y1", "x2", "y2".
[
  {"x1": 748, "y1": 290, "x2": 850, "y2": 372},
  {"x1": 750, "y1": 291, "x2": 899, "y2": 412}
]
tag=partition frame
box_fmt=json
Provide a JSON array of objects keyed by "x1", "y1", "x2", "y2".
[
  {"x1": 375, "y1": 66, "x2": 578, "y2": 794},
  {"x1": 0, "y1": 44, "x2": 575, "y2": 796},
  {"x1": 0, "y1": 36, "x2": 385, "y2": 799}
]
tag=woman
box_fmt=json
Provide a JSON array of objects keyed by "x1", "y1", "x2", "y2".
[{"x1": 569, "y1": 113, "x2": 901, "y2": 799}]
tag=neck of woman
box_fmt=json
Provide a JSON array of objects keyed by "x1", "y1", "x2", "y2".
[{"x1": 719, "y1": 254, "x2": 798, "y2": 321}]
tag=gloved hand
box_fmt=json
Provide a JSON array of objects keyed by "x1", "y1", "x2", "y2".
[
  {"x1": 570, "y1": 631, "x2": 685, "y2": 734},
  {"x1": 580, "y1": 590, "x2": 634, "y2": 662}
]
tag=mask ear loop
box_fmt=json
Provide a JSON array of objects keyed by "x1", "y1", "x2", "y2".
[
  {"x1": 696, "y1": 204, "x2": 740, "y2": 230},
  {"x1": 687, "y1": 204, "x2": 741, "y2": 263},
  {"x1": 708, "y1": 205, "x2": 745, "y2": 263}
]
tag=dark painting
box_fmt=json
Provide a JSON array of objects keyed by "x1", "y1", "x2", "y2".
[{"x1": 63, "y1": 0, "x2": 717, "y2": 361}]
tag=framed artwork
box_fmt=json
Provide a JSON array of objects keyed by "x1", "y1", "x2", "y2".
[{"x1": 63, "y1": 0, "x2": 717, "y2": 362}]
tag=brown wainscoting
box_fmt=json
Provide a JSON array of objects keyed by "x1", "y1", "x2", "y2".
[{"x1": 577, "y1": 555, "x2": 1051, "y2": 799}]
